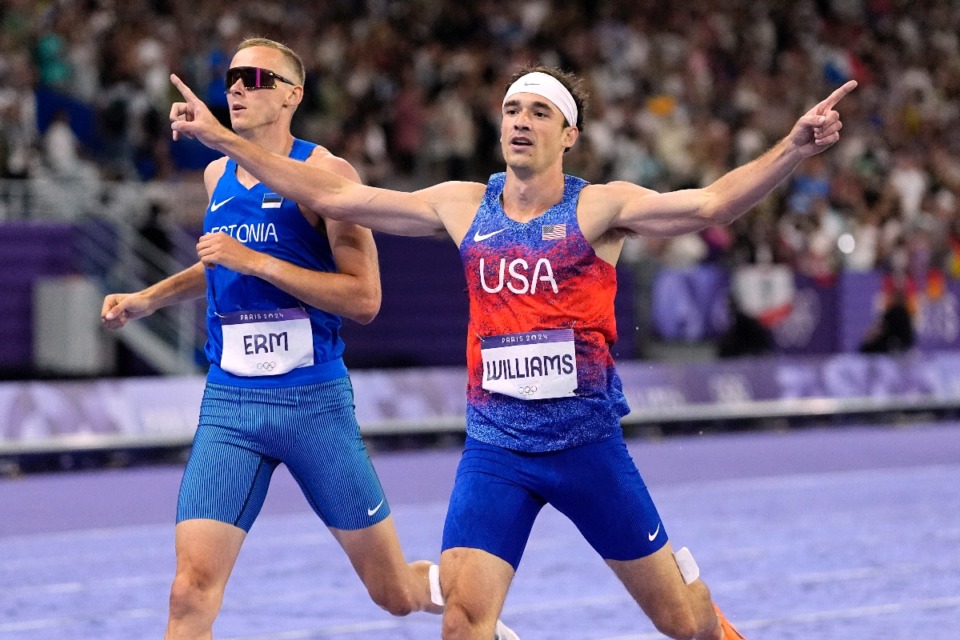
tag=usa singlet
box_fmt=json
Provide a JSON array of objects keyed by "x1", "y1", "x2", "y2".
[
  {"x1": 460, "y1": 173, "x2": 630, "y2": 452},
  {"x1": 202, "y1": 138, "x2": 347, "y2": 388}
]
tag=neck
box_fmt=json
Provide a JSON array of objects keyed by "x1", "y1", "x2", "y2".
[
  {"x1": 241, "y1": 126, "x2": 294, "y2": 156},
  {"x1": 502, "y1": 166, "x2": 565, "y2": 222},
  {"x1": 236, "y1": 128, "x2": 294, "y2": 183}
]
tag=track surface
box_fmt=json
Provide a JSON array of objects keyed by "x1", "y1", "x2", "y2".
[{"x1": 2, "y1": 423, "x2": 958, "y2": 639}]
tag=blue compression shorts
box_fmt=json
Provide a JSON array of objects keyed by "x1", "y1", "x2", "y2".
[
  {"x1": 177, "y1": 377, "x2": 389, "y2": 531},
  {"x1": 442, "y1": 434, "x2": 667, "y2": 570}
]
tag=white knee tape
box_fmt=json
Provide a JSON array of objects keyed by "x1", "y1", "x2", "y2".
[
  {"x1": 428, "y1": 563, "x2": 445, "y2": 607},
  {"x1": 674, "y1": 547, "x2": 700, "y2": 585}
]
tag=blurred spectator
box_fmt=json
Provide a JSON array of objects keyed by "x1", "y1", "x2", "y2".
[
  {"x1": 42, "y1": 109, "x2": 89, "y2": 176},
  {"x1": 0, "y1": 0, "x2": 957, "y2": 281},
  {"x1": 841, "y1": 207, "x2": 881, "y2": 272},
  {"x1": 0, "y1": 52, "x2": 38, "y2": 179},
  {"x1": 426, "y1": 81, "x2": 477, "y2": 180},
  {"x1": 389, "y1": 68, "x2": 426, "y2": 176},
  {"x1": 859, "y1": 288, "x2": 915, "y2": 354},
  {"x1": 137, "y1": 200, "x2": 173, "y2": 284},
  {"x1": 34, "y1": 27, "x2": 71, "y2": 90},
  {"x1": 717, "y1": 295, "x2": 775, "y2": 359},
  {"x1": 888, "y1": 148, "x2": 928, "y2": 223},
  {"x1": 35, "y1": 108, "x2": 101, "y2": 218},
  {"x1": 798, "y1": 195, "x2": 846, "y2": 279}
]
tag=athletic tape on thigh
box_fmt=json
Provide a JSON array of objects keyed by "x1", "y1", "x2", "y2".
[
  {"x1": 429, "y1": 563, "x2": 445, "y2": 606},
  {"x1": 675, "y1": 547, "x2": 700, "y2": 585}
]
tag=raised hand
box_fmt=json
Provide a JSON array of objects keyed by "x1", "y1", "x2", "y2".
[
  {"x1": 169, "y1": 74, "x2": 231, "y2": 149},
  {"x1": 788, "y1": 80, "x2": 858, "y2": 158}
]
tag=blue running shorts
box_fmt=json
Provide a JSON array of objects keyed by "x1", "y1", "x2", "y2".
[
  {"x1": 442, "y1": 434, "x2": 667, "y2": 569},
  {"x1": 177, "y1": 376, "x2": 389, "y2": 531}
]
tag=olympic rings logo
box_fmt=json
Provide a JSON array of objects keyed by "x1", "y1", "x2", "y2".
[
  {"x1": 518, "y1": 385, "x2": 539, "y2": 396},
  {"x1": 257, "y1": 361, "x2": 277, "y2": 372}
]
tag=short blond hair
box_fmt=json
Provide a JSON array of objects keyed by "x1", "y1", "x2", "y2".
[{"x1": 237, "y1": 37, "x2": 305, "y2": 85}]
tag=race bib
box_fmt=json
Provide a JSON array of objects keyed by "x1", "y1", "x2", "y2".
[
  {"x1": 480, "y1": 329, "x2": 577, "y2": 400},
  {"x1": 219, "y1": 308, "x2": 314, "y2": 376}
]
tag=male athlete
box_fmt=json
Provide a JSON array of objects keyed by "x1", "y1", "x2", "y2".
[
  {"x1": 102, "y1": 38, "x2": 517, "y2": 640},
  {"x1": 168, "y1": 63, "x2": 856, "y2": 639}
]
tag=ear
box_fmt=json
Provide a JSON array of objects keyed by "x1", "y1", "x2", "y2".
[
  {"x1": 284, "y1": 84, "x2": 304, "y2": 109},
  {"x1": 562, "y1": 126, "x2": 579, "y2": 150}
]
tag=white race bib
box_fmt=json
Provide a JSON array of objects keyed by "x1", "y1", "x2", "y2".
[
  {"x1": 219, "y1": 308, "x2": 314, "y2": 377},
  {"x1": 480, "y1": 329, "x2": 577, "y2": 400}
]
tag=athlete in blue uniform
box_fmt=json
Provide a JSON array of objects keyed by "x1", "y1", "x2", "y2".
[
  {"x1": 169, "y1": 63, "x2": 856, "y2": 640},
  {"x1": 102, "y1": 38, "x2": 483, "y2": 640}
]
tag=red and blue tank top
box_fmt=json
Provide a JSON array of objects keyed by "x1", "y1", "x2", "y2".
[{"x1": 460, "y1": 172, "x2": 630, "y2": 452}]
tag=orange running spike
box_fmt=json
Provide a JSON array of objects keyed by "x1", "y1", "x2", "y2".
[{"x1": 713, "y1": 604, "x2": 746, "y2": 640}]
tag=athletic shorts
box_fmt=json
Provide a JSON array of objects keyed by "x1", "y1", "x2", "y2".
[
  {"x1": 177, "y1": 376, "x2": 389, "y2": 531},
  {"x1": 442, "y1": 434, "x2": 667, "y2": 570}
]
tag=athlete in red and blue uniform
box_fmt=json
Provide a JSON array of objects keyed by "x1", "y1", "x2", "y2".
[
  {"x1": 461, "y1": 171, "x2": 629, "y2": 452},
  {"x1": 447, "y1": 167, "x2": 667, "y2": 585},
  {"x1": 172, "y1": 59, "x2": 855, "y2": 640}
]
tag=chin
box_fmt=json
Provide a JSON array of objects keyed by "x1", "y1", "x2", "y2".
[
  {"x1": 509, "y1": 156, "x2": 541, "y2": 172},
  {"x1": 504, "y1": 150, "x2": 532, "y2": 165}
]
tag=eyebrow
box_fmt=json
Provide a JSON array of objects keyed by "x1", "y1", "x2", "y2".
[{"x1": 503, "y1": 98, "x2": 558, "y2": 113}]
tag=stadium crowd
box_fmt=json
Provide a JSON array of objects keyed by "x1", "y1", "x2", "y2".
[{"x1": 2, "y1": 0, "x2": 960, "y2": 282}]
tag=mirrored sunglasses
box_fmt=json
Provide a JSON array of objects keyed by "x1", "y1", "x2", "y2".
[{"x1": 225, "y1": 66, "x2": 296, "y2": 91}]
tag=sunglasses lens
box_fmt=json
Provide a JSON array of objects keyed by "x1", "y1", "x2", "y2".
[{"x1": 225, "y1": 67, "x2": 276, "y2": 90}]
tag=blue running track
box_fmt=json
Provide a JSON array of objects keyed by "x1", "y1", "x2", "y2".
[{"x1": 1, "y1": 422, "x2": 959, "y2": 639}]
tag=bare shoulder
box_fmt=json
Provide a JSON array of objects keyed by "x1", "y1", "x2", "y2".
[
  {"x1": 417, "y1": 180, "x2": 487, "y2": 207},
  {"x1": 583, "y1": 180, "x2": 658, "y2": 202},
  {"x1": 579, "y1": 181, "x2": 656, "y2": 217},
  {"x1": 305, "y1": 146, "x2": 361, "y2": 183},
  {"x1": 417, "y1": 180, "x2": 487, "y2": 220},
  {"x1": 204, "y1": 156, "x2": 229, "y2": 177},
  {"x1": 416, "y1": 181, "x2": 488, "y2": 245},
  {"x1": 577, "y1": 181, "x2": 660, "y2": 241},
  {"x1": 202, "y1": 157, "x2": 229, "y2": 195}
]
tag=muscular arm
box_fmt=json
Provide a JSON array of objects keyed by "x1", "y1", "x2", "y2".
[
  {"x1": 101, "y1": 260, "x2": 207, "y2": 329},
  {"x1": 595, "y1": 80, "x2": 857, "y2": 240},
  {"x1": 101, "y1": 160, "x2": 227, "y2": 329},
  {"x1": 195, "y1": 153, "x2": 382, "y2": 324},
  {"x1": 170, "y1": 74, "x2": 459, "y2": 238},
  {"x1": 604, "y1": 137, "x2": 804, "y2": 237},
  {"x1": 216, "y1": 220, "x2": 381, "y2": 324},
  {"x1": 222, "y1": 137, "x2": 446, "y2": 237}
]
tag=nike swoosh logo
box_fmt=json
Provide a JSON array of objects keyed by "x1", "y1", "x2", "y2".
[
  {"x1": 367, "y1": 499, "x2": 385, "y2": 517},
  {"x1": 648, "y1": 522, "x2": 661, "y2": 542},
  {"x1": 210, "y1": 196, "x2": 234, "y2": 212},
  {"x1": 473, "y1": 228, "x2": 506, "y2": 242}
]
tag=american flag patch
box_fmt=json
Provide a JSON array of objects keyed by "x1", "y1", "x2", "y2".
[
  {"x1": 262, "y1": 193, "x2": 283, "y2": 209},
  {"x1": 541, "y1": 223, "x2": 566, "y2": 240}
]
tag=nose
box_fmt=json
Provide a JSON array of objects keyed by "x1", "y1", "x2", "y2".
[
  {"x1": 226, "y1": 78, "x2": 245, "y2": 95},
  {"x1": 513, "y1": 109, "x2": 532, "y2": 130}
]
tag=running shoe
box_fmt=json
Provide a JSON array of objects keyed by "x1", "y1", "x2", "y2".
[
  {"x1": 494, "y1": 618, "x2": 520, "y2": 640},
  {"x1": 713, "y1": 603, "x2": 746, "y2": 639}
]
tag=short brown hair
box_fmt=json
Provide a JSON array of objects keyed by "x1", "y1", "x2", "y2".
[
  {"x1": 507, "y1": 65, "x2": 589, "y2": 131},
  {"x1": 237, "y1": 37, "x2": 305, "y2": 85}
]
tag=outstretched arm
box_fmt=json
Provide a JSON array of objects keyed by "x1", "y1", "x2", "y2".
[
  {"x1": 169, "y1": 74, "x2": 447, "y2": 237},
  {"x1": 101, "y1": 159, "x2": 225, "y2": 328},
  {"x1": 605, "y1": 80, "x2": 858, "y2": 237}
]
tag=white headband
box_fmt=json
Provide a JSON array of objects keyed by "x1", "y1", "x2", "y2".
[{"x1": 502, "y1": 72, "x2": 578, "y2": 128}]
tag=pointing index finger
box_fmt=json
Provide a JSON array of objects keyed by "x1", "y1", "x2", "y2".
[
  {"x1": 818, "y1": 79, "x2": 858, "y2": 113},
  {"x1": 170, "y1": 73, "x2": 200, "y2": 102}
]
